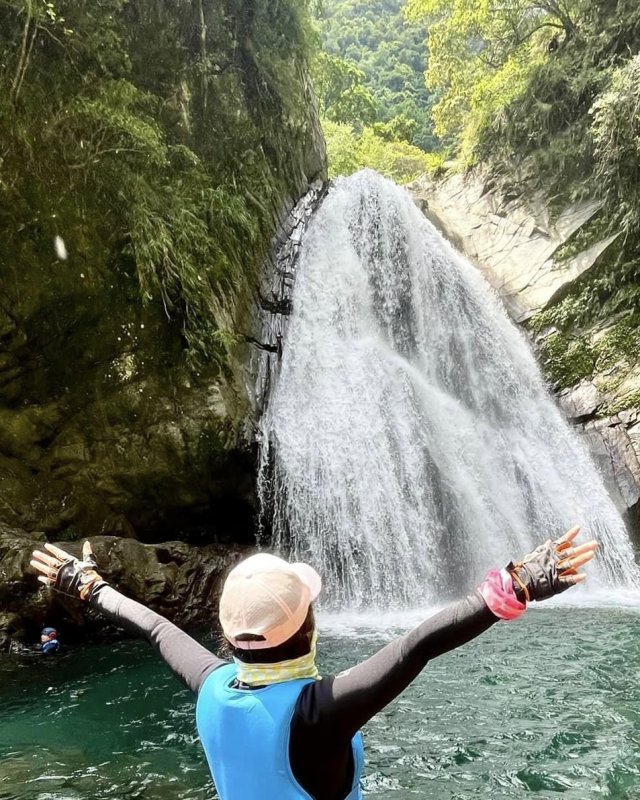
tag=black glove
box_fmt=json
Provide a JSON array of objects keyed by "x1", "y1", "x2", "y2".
[
  {"x1": 507, "y1": 540, "x2": 566, "y2": 602},
  {"x1": 507, "y1": 527, "x2": 597, "y2": 603},
  {"x1": 31, "y1": 541, "x2": 106, "y2": 601}
]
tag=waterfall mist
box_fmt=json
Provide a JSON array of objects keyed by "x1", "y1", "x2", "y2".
[{"x1": 257, "y1": 170, "x2": 640, "y2": 608}]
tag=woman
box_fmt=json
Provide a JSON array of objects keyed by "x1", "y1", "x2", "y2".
[{"x1": 30, "y1": 527, "x2": 596, "y2": 800}]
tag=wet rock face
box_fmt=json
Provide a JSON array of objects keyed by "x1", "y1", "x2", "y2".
[
  {"x1": 0, "y1": 297, "x2": 253, "y2": 541},
  {"x1": 0, "y1": 525, "x2": 252, "y2": 650},
  {"x1": 559, "y1": 384, "x2": 640, "y2": 532},
  {"x1": 409, "y1": 174, "x2": 640, "y2": 541},
  {"x1": 0, "y1": 0, "x2": 326, "y2": 544},
  {"x1": 0, "y1": 293, "x2": 256, "y2": 543},
  {"x1": 409, "y1": 174, "x2": 619, "y2": 323}
]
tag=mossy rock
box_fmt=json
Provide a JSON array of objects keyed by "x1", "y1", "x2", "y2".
[{"x1": 0, "y1": 0, "x2": 326, "y2": 543}]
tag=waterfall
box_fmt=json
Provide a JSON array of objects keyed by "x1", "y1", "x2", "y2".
[{"x1": 257, "y1": 170, "x2": 640, "y2": 608}]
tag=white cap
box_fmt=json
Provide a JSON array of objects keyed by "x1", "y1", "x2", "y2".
[{"x1": 219, "y1": 553, "x2": 322, "y2": 650}]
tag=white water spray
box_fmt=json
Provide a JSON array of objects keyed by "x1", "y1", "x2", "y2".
[{"x1": 258, "y1": 170, "x2": 640, "y2": 608}]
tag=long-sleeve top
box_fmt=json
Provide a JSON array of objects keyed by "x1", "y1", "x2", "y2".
[{"x1": 90, "y1": 584, "x2": 498, "y2": 800}]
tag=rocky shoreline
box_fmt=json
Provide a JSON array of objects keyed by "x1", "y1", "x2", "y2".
[{"x1": 0, "y1": 524, "x2": 251, "y2": 650}]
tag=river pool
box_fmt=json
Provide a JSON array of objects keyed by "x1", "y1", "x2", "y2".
[{"x1": 2, "y1": 605, "x2": 640, "y2": 799}]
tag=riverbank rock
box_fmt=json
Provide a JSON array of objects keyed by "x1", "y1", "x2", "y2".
[
  {"x1": 558, "y1": 380, "x2": 640, "y2": 531},
  {"x1": 0, "y1": 525, "x2": 252, "y2": 649}
]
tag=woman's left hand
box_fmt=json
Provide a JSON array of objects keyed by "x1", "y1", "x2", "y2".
[{"x1": 508, "y1": 526, "x2": 598, "y2": 603}]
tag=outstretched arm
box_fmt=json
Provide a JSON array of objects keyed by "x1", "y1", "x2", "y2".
[
  {"x1": 30, "y1": 542, "x2": 226, "y2": 694},
  {"x1": 298, "y1": 588, "x2": 494, "y2": 743},
  {"x1": 297, "y1": 526, "x2": 597, "y2": 742}
]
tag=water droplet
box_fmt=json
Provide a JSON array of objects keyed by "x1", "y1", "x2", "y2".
[{"x1": 54, "y1": 235, "x2": 68, "y2": 260}]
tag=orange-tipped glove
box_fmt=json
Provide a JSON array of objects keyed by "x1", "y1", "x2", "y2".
[
  {"x1": 30, "y1": 541, "x2": 105, "y2": 601},
  {"x1": 508, "y1": 526, "x2": 598, "y2": 604}
]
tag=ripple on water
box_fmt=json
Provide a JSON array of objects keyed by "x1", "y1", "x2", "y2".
[{"x1": 1, "y1": 608, "x2": 640, "y2": 799}]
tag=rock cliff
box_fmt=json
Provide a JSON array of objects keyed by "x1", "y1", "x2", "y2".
[
  {"x1": 0, "y1": 524, "x2": 250, "y2": 649},
  {"x1": 0, "y1": 0, "x2": 326, "y2": 643},
  {"x1": 0, "y1": 0, "x2": 326, "y2": 544},
  {"x1": 409, "y1": 173, "x2": 640, "y2": 538}
]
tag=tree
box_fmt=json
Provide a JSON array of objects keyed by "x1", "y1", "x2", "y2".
[
  {"x1": 315, "y1": 0, "x2": 438, "y2": 150},
  {"x1": 405, "y1": 0, "x2": 585, "y2": 148},
  {"x1": 322, "y1": 119, "x2": 444, "y2": 182},
  {"x1": 373, "y1": 114, "x2": 418, "y2": 143},
  {"x1": 313, "y1": 52, "x2": 377, "y2": 127}
]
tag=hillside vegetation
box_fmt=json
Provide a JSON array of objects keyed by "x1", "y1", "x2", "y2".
[
  {"x1": 0, "y1": 0, "x2": 324, "y2": 541},
  {"x1": 318, "y1": 0, "x2": 437, "y2": 150},
  {"x1": 403, "y1": 0, "x2": 640, "y2": 402},
  {"x1": 1, "y1": 0, "x2": 322, "y2": 364},
  {"x1": 313, "y1": 0, "x2": 440, "y2": 180}
]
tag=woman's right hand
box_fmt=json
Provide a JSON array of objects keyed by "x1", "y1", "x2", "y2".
[{"x1": 30, "y1": 540, "x2": 105, "y2": 601}]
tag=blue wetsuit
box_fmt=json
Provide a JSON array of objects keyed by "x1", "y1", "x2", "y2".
[{"x1": 9, "y1": 639, "x2": 60, "y2": 656}]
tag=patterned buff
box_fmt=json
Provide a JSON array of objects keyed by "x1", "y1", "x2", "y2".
[{"x1": 234, "y1": 631, "x2": 320, "y2": 687}]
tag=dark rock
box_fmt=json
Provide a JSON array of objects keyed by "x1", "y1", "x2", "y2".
[
  {"x1": 577, "y1": 414, "x2": 640, "y2": 535},
  {"x1": 0, "y1": 524, "x2": 251, "y2": 649}
]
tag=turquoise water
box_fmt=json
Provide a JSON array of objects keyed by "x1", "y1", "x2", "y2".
[{"x1": 2, "y1": 607, "x2": 640, "y2": 799}]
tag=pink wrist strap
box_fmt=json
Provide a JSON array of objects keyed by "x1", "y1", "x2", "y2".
[{"x1": 479, "y1": 568, "x2": 526, "y2": 621}]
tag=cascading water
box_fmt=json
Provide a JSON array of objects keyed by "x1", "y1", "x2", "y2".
[{"x1": 257, "y1": 170, "x2": 640, "y2": 608}]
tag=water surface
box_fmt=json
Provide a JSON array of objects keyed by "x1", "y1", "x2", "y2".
[{"x1": 2, "y1": 607, "x2": 640, "y2": 799}]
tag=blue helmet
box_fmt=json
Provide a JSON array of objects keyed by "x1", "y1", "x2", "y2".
[{"x1": 42, "y1": 627, "x2": 58, "y2": 637}]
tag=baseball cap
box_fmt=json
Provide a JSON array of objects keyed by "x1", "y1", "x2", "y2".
[{"x1": 219, "y1": 553, "x2": 322, "y2": 650}]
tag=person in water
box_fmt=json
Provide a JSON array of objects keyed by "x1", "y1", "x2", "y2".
[
  {"x1": 38, "y1": 626, "x2": 61, "y2": 654},
  {"x1": 9, "y1": 626, "x2": 60, "y2": 656},
  {"x1": 30, "y1": 528, "x2": 597, "y2": 800}
]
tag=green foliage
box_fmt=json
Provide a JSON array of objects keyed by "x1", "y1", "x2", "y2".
[
  {"x1": 125, "y1": 177, "x2": 258, "y2": 364},
  {"x1": 313, "y1": 52, "x2": 377, "y2": 127},
  {"x1": 527, "y1": 235, "x2": 640, "y2": 349},
  {"x1": 61, "y1": 80, "x2": 168, "y2": 169},
  {"x1": 373, "y1": 114, "x2": 418, "y2": 143},
  {"x1": 316, "y1": 0, "x2": 438, "y2": 150},
  {"x1": 0, "y1": 0, "x2": 322, "y2": 367},
  {"x1": 590, "y1": 54, "x2": 640, "y2": 237},
  {"x1": 552, "y1": 214, "x2": 609, "y2": 263},
  {"x1": 323, "y1": 119, "x2": 440, "y2": 182},
  {"x1": 594, "y1": 316, "x2": 640, "y2": 372},
  {"x1": 538, "y1": 331, "x2": 595, "y2": 389},
  {"x1": 404, "y1": 0, "x2": 640, "y2": 175},
  {"x1": 405, "y1": 0, "x2": 580, "y2": 151},
  {"x1": 322, "y1": 120, "x2": 364, "y2": 176},
  {"x1": 601, "y1": 390, "x2": 640, "y2": 418},
  {"x1": 532, "y1": 305, "x2": 640, "y2": 394}
]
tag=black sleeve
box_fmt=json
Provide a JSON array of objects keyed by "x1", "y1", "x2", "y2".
[
  {"x1": 89, "y1": 584, "x2": 227, "y2": 694},
  {"x1": 297, "y1": 591, "x2": 497, "y2": 742}
]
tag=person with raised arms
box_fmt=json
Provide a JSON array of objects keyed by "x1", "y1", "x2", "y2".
[{"x1": 30, "y1": 527, "x2": 596, "y2": 800}]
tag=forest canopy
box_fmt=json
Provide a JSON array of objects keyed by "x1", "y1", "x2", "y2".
[
  {"x1": 312, "y1": 0, "x2": 440, "y2": 180},
  {"x1": 316, "y1": 0, "x2": 438, "y2": 151}
]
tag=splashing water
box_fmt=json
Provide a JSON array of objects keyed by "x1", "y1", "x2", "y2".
[{"x1": 257, "y1": 170, "x2": 640, "y2": 608}]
